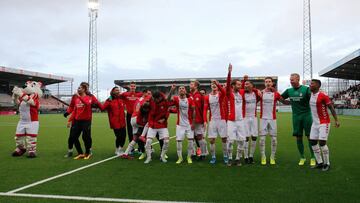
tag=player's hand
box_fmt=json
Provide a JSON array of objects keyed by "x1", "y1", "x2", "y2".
[
  {"x1": 67, "y1": 122, "x2": 71, "y2": 128},
  {"x1": 256, "y1": 89, "x2": 262, "y2": 97},
  {"x1": 63, "y1": 112, "x2": 69, "y2": 118},
  {"x1": 212, "y1": 80, "x2": 219, "y2": 85},
  {"x1": 171, "y1": 84, "x2": 176, "y2": 91},
  {"x1": 158, "y1": 118, "x2": 165, "y2": 123},
  {"x1": 228, "y1": 63, "x2": 232, "y2": 72},
  {"x1": 335, "y1": 120, "x2": 340, "y2": 128}
]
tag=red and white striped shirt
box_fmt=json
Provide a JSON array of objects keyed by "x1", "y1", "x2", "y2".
[
  {"x1": 310, "y1": 92, "x2": 332, "y2": 125},
  {"x1": 260, "y1": 90, "x2": 281, "y2": 120},
  {"x1": 244, "y1": 91, "x2": 261, "y2": 118},
  {"x1": 203, "y1": 84, "x2": 227, "y2": 122},
  {"x1": 227, "y1": 90, "x2": 246, "y2": 121},
  {"x1": 173, "y1": 96, "x2": 195, "y2": 127},
  {"x1": 226, "y1": 70, "x2": 245, "y2": 121}
]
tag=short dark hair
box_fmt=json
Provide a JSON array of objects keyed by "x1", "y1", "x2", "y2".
[
  {"x1": 152, "y1": 91, "x2": 162, "y2": 99},
  {"x1": 130, "y1": 81, "x2": 136, "y2": 85},
  {"x1": 231, "y1": 79, "x2": 241, "y2": 86},
  {"x1": 142, "y1": 89, "x2": 149, "y2": 93},
  {"x1": 264, "y1": 77, "x2": 273, "y2": 82},
  {"x1": 312, "y1": 79, "x2": 322, "y2": 87},
  {"x1": 200, "y1": 88, "x2": 206, "y2": 93}
]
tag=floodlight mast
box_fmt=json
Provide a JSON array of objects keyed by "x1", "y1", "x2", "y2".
[
  {"x1": 303, "y1": 0, "x2": 313, "y2": 85},
  {"x1": 88, "y1": 0, "x2": 99, "y2": 97}
]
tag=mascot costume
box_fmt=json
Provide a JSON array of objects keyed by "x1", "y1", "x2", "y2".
[{"x1": 11, "y1": 81, "x2": 43, "y2": 158}]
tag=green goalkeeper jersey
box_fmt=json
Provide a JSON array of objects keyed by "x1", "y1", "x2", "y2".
[{"x1": 281, "y1": 85, "x2": 311, "y2": 115}]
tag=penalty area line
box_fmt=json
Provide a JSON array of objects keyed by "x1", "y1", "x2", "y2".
[{"x1": 6, "y1": 135, "x2": 176, "y2": 194}]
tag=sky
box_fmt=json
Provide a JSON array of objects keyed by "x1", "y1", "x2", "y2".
[{"x1": 0, "y1": 0, "x2": 359, "y2": 100}]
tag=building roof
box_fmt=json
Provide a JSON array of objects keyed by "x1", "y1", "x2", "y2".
[
  {"x1": 0, "y1": 66, "x2": 73, "y2": 86},
  {"x1": 319, "y1": 49, "x2": 360, "y2": 80},
  {"x1": 115, "y1": 76, "x2": 278, "y2": 91}
]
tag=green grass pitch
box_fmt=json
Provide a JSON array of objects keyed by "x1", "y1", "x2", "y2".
[{"x1": 0, "y1": 113, "x2": 359, "y2": 202}]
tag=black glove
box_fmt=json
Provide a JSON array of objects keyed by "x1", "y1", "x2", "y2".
[{"x1": 63, "y1": 112, "x2": 69, "y2": 118}]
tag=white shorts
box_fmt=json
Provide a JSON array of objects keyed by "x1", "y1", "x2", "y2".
[
  {"x1": 147, "y1": 128, "x2": 169, "y2": 140},
  {"x1": 208, "y1": 119, "x2": 227, "y2": 139},
  {"x1": 176, "y1": 125, "x2": 194, "y2": 141},
  {"x1": 131, "y1": 117, "x2": 140, "y2": 134},
  {"x1": 310, "y1": 123, "x2": 331, "y2": 141},
  {"x1": 194, "y1": 124, "x2": 205, "y2": 136},
  {"x1": 244, "y1": 117, "x2": 258, "y2": 137},
  {"x1": 227, "y1": 120, "x2": 246, "y2": 141},
  {"x1": 259, "y1": 119, "x2": 277, "y2": 136},
  {"x1": 16, "y1": 121, "x2": 39, "y2": 136}
]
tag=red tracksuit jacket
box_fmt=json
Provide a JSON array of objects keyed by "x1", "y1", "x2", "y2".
[
  {"x1": 102, "y1": 96, "x2": 126, "y2": 129},
  {"x1": 120, "y1": 91, "x2": 143, "y2": 114},
  {"x1": 66, "y1": 94, "x2": 102, "y2": 121}
]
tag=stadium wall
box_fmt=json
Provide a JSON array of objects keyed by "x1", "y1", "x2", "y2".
[
  {"x1": 278, "y1": 106, "x2": 360, "y2": 116},
  {"x1": 335, "y1": 109, "x2": 360, "y2": 116}
]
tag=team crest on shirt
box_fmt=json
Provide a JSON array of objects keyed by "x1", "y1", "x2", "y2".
[
  {"x1": 299, "y1": 93, "x2": 303, "y2": 97},
  {"x1": 196, "y1": 98, "x2": 199, "y2": 101}
]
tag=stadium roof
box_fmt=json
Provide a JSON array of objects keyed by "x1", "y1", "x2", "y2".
[
  {"x1": 0, "y1": 66, "x2": 73, "y2": 86},
  {"x1": 115, "y1": 76, "x2": 278, "y2": 91},
  {"x1": 319, "y1": 49, "x2": 360, "y2": 80}
]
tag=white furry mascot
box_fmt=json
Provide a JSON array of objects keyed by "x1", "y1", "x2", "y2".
[{"x1": 12, "y1": 81, "x2": 43, "y2": 158}]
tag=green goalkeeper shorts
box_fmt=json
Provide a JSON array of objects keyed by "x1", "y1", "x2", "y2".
[{"x1": 292, "y1": 113, "x2": 312, "y2": 137}]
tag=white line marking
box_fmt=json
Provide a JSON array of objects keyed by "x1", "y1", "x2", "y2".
[
  {"x1": 0, "y1": 193, "x2": 194, "y2": 203},
  {"x1": 6, "y1": 135, "x2": 176, "y2": 194}
]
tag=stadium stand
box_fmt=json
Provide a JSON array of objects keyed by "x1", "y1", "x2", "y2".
[
  {"x1": 0, "y1": 93, "x2": 13, "y2": 107},
  {"x1": 332, "y1": 84, "x2": 360, "y2": 109},
  {"x1": 0, "y1": 66, "x2": 73, "y2": 114},
  {"x1": 319, "y1": 49, "x2": 360, "y2": 110}
]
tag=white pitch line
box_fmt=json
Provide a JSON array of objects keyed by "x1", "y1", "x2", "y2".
[
  {"x1": 6, "y1": 136, "x2": 176, "y2": 194},
  {"x1": 0, "y1": 193, "x2": 194, "y2": 203}
]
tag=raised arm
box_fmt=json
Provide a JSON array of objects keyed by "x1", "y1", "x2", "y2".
[
  {"x1": 214, "y1": 80, "x2": 226, "y2": 96},
  {"x1": 76, "y1": 94, "x2": 91, "y2": 106},
  {"x1": 166, "y1": 84, "x2": 176, "y2": 101},
  {"x1": 226, "y1": 63, "x2": 232, "y2": 96}
]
